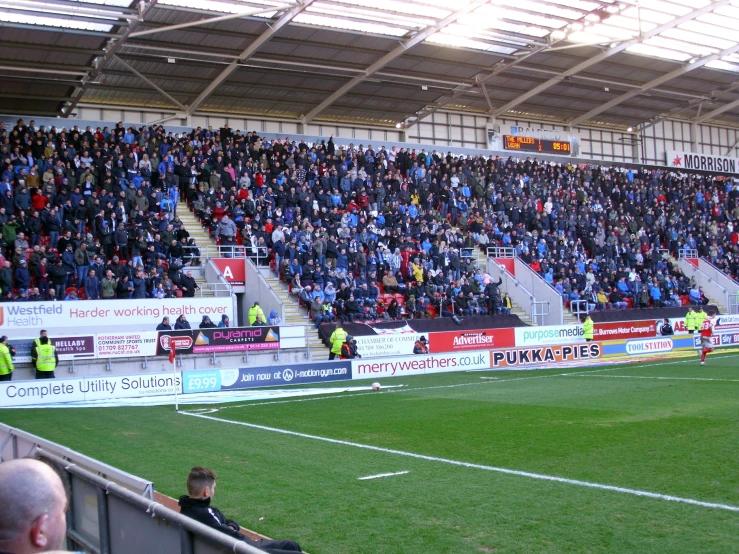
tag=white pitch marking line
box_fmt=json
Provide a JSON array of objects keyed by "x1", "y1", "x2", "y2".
[
  {"x1": 180, "y1": 411, "x2": 739, "y2": 513},
  {"x1": 569, "y1": 374, "x2": 739, "y2": 382},
  {"x1": 357, "y1": 470, "x2": 410, "y2": 481}
]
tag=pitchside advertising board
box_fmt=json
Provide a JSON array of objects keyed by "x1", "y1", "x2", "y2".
[
  {"x1": 711, "y1": 314, "x2": 739, "y2": 332},
  {"x1": 604, "y1": 335, "x2": 696, "y2": 357},
  {"x1": 0, "y1": 298, "x2": 235, "y2": 335},
  {"x1": 156, "y1": 326, "x2": 280, "y2": 355},
  {"x1": 352, "y1": 351, "x2": 490, "y2": 380},
  {"x1": 354, "y1": 333, "x2": 421, "y2": 357},
  {"x1": 428, "y1": 328, "x2": 515, "y2": 352},
  {"x1": 513, "y1": 320, "x2": 656, "y2": 347},
  {"x1": 354, "y1": 328, "x2": 515, "y2": 357},
  {"x1": 490, "y1": 343, "x2": 601, "y2": 368},
  {"x1": 12, "y1": 336, "x2": 96, "y2": 363},
  {"x1": 182, "y1": 361, "x2": 351, "y2": 393},
  {"x1": 693, "y1": 331, "x2": 739, "y2": 348},
  {"x1": 0, "y1": 372, "x2": 182, "y2": 408}
]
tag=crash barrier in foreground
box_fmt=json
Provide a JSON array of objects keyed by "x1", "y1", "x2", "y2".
[{"x1": 0, "y1": 424, "x2": 268, "y2": 554}]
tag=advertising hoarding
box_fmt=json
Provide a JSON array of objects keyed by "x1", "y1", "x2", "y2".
[
  {"x1": 12, "y1": 336, "x2": 96, "y2": 363},
  {"x1": 593, "y1": 320, "x2": 656, "y2": 341},
  {"x1": 182, "y1": 361, "x2": 351, "y2": 393},
  {"x1": 156, "y1": 326, "x2": 280, "y2": 354},
  {"x1": 490, "y1": 343, "x2": 601, "y2": 368},
  {"x1": 0, "y1": 372, "x2": 182, "y2": 408},
  {"x1": 514, "y1": 324, "x2": 583, "y2": 347},
  {"x1": 624, "y1": 338, "x2": 674, "y2": 356},
  {"x1": 353, "y1": 333, "x2": 421, "y2": 358},
  {"x1": 95, "y1": 333, "x2": 158, "y2": 358},
  {"x1": 352, "y1": 351, "x2": 490, "y2": 380},
  {"x1": 711, "y1": 315, "x2": 739, "y2": 333},
  {"x1": 428, "y1": 328, "x2": 515, "y2": 352},
  {"x1": 0, "y1": 298, "x2": 234, "y2": 334}
]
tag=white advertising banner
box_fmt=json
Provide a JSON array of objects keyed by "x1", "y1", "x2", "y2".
[
  {"x1": 95, "y1": 333, "x2": 158, "y2": 359},
  {"x1": 515, "y1": 324, "x2": 584, "y2": 347},
  {"x1": 625, "y1": 337, "x2": 674, "y2": 355},
  {"x1": 353, "y1": 333, "x2": 422, "y2": 358},
  {"x1": 0, "y1": 298, "x2": 234, "y2": 335},
  {"x1": 660, "y1": 317, "x2": 690, "y2": 336},
  {"x1": 352, "y1": 351, "x2": 490, "y2": 380},
  {"x1": 711, "y1": 314, "x2": 739, "y2": 332},
  {"x1": 666, "y1": 150, "x2": 739, "y2": 175},
  {"x1": 0, "y1": 372, "x2": 182, "y2": 408}
]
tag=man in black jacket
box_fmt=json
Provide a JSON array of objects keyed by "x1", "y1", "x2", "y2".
[
  {"x1": 178, "y1": 466, "x2": 301, "y2": 553},
  {"x1": 180, "y1": 270, "x2": 199, "y2": 297}
]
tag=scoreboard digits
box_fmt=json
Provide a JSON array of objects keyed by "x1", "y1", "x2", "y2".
[{"x1": 502, "y1": 135, "x2": 571, "y2": 155}]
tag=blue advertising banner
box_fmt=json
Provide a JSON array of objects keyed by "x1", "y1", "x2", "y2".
[
  {"x1": 693, "y1": 332, "x2": 739, "y2": 348},
  {"x1": 182, "y1": 361, "x2": 352, "y2": 394}
]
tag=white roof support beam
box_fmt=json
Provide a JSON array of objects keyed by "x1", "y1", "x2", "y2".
[
  {"x1": 491, "y1": 0, "x2": 734, "y2": 119},
  {"x1": 697, "y1": 97, "x2": 739, "y2": 124},
  {"x1": 406, "y1": 1, "x2": 635, "y2": 129},
  {"x1": 186, "y1": 0, "x2": 313, "y2": 115},
  {"x1": 568, "y1": 41, "x2": 739, "y2": 128},
  {"x1": 111, "y1": 54, "x2": 186, "y2": 111},
  {"x1": 63, "y1": 0, "x2": 160, "y2": 117},
  {"x1": 301, "y1": 0, "x2": 490, "y2": 124},
  {"x1": 129, "y1": 4, "x2": 293, "y2": 38}
]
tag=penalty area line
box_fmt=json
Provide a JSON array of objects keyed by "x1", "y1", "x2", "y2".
[{"x1": 180, "y1": 411, "x2": 739, "y2": 514}]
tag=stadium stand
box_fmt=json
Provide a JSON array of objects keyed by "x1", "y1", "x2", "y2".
[{"x1": 1, "y1": 118, "x2": 734, "y2": 322}]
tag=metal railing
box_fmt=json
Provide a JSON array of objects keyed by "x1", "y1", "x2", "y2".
[
  {"x1": 203, "y1": 259, "x2": 235, "y2": 297},
  {"x1": 531, "y1": 301, "x2": 550, "y2": 327},
  {"x1": 245, "y1": 257, "x2": 285, "y2": 323},
  {"x1": 678, "y1": 258, "x2": 729, "y2": 311},
  {"x1": 486, "y1": 246, "x2": 516, "y2": 258},
  {"x1": 51, "y1": 450, "x2": 267, "y2": 554},
  {"x1": 678, "y1": 248, "x2": 699, "y2": 260},
  {"x1": 460, "y1": 247, "x2": 475, "y2": 260},
  {"x1": 487, "y1": 259, "x2": 538, "y2": 325},
  {"x1": 0, "y1": 423, "x2": 154, "y2": 500},
  {"x1": 570, "y1": 299, "x2": 588, "y2": 320}
]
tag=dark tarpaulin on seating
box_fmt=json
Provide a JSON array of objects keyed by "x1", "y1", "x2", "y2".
[{"x1": 318, "y1": 314, "x2": 526, "y2": 343}]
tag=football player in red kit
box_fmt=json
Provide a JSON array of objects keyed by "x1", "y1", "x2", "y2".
[{"x1": 699, "y1": 313, "x2": 715, "y2": 365}]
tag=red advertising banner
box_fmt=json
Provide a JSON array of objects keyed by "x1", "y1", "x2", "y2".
[
  {"x1": 593, "y1": 320, "x2": 656, "y2": 341},
  {"x1": 428, "y1": 328, "x2": 515, "y2": 352},
  {"x1": 212, "y1": 258, "x2": 246, "y2": 286},
  {"x1": 491, "y1": 343, "x2": 601, "y2": 368}
]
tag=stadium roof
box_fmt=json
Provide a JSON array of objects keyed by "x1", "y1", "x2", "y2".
[{"x1": 2, "y1": 0, "x2": 739, "y2": 131}]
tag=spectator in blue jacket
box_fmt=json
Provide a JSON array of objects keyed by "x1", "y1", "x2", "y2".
[{"x1": 14, "y1": 259, "x2": 30, "y2": 295}]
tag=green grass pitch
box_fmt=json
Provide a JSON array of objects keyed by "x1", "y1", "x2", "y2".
[{"x1": 2, "y1": 352, "x2": 739, "y2": 553}]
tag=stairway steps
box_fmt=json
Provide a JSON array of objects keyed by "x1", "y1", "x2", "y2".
[{"x1": 473, "y1": 248, "x2": 531, "y2": 324}]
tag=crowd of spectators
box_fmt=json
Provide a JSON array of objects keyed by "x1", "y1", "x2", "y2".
[
  {"x1": 0, "y1": 118, "x2": 203, "y2": 301},
  {"x1": 4, "y1": 116, "x2": 737, "y2": 317}
]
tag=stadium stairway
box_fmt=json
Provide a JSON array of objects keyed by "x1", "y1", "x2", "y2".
[
  {"x1": 665, "y1": 252, "x2": 730, "y2": 314},
  {"x1": 472, "y1": 248, "x2": 538, "y2": 324},
  {"x1": 175, "y1": 200, "x2": 215, "y2": 296},
  {"x1": 264, "y1": 274, "x2": 329, "y2": 360}
]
